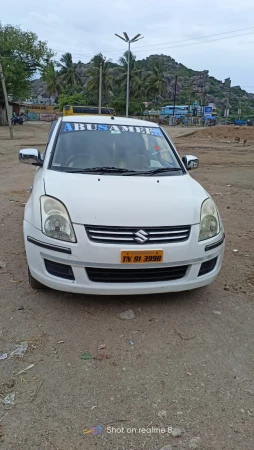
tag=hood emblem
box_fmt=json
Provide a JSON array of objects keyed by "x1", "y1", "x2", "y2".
[{"x1": 134, "y1": 230, "x2": 149, "y2": 244}]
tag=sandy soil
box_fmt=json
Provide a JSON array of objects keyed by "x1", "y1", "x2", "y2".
[
  {"x1": 183, "y1": 125, "x2": 254, "y2": 142},
  {"x1": 0, "y1": 123, "x2": 254, "y2": 450}
]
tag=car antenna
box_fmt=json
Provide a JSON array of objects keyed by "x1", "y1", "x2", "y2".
[{"x1": 111, "y1": 116, "x2": 114, "y2": 120}]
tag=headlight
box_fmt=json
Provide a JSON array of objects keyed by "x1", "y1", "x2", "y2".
[
  {"x1": 199, "y1": 198, "x2": 220, "y2": 241},
  {"x1": 40, "y1": 196, "x2": 76, "y2": 242}
]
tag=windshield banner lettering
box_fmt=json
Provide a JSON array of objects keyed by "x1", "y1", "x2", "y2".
[{"x1": 61, "y1": 123, "x2": 163, "y2": 136}]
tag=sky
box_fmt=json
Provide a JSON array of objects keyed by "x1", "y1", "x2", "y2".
[{"x1": 2, "y1": 0, "x2": 254, "y2": 92}]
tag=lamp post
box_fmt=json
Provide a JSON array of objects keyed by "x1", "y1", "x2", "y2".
[{"x1": 115, "y1": 32, "x2": 144, "y2": 117}]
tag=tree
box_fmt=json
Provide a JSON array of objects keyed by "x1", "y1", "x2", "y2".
[
  {"x1": 58, "y1": 93, "x2": 86, "y2": 112},
  {"x1": 58, "y1": 52, "x2": 81, "y2": 90},
  {"x1": 110, "y1": 95, "x2": 145, "y2": 116},
  {"x1": 117, "y1": 51, "x2": 144, "y2": 100},
  {"x1": 58, "y1": 90, "x2": 100, "y2": 111},
  {"x1": 42, "y1": 61, "x2": 62, "y2": 97},
  {"x1": 0, "y1": 22, "x2": 53, "y2": 124},
  {"x1": 146, "y1": 60, "x2": 167, "y2": 101},
  {"x1": 87, "y1": 53, "x2": 114, "y2": 104}
]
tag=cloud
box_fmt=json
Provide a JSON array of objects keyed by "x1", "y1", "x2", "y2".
[{"x1": 1, "y1": 0, "x2": 254, "y2": 91}]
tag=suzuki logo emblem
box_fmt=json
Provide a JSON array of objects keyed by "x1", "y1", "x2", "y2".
[{"x1": 134, "y1": 229, "x2": 149, "y2": 244}]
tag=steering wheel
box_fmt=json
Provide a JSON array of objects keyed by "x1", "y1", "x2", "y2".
[{"x1": 65, "y1": 153, "x2": 91, "y2": 167}]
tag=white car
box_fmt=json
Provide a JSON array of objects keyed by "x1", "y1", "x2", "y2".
[{"x1": 19, "y1": 115, "x2": 225, "y2": 295}]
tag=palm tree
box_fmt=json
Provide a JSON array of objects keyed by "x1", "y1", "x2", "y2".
[
  {"x1": 146, "y1": 60, "x2": 168, "y2": 101},
  {"x1": 87, "y1": 53, "x2": 114, "y2": 104},
  {"x1": 58, "y1": 52, "x2": 81, "y2": 89},
  {"x1": 42, "y1": 61, "x2": 62, "y2": 96},
  {"x1": 117, "y1": 51, "x2": 143, "y2": 99}
]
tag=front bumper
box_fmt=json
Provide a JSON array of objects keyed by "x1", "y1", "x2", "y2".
[{"x1": 24, "y1": 221, "x2": 225, "y2": 295}]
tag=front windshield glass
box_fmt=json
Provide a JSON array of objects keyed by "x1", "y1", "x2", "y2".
[{"x1": 51, "y1": 122, "x2": 183, "y2": 175}]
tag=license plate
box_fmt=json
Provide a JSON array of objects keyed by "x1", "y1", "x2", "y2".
[{"x1": 121, "y1": 250, "x2": 163, "y2": 264}]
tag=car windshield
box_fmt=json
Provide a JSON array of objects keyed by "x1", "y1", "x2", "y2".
[{"x1": 51, "y1": 122, "x2": 183, "y2": 175}]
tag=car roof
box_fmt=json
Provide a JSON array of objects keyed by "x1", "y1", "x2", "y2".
[{"x1": 62, "y1": 115, "x2": 160, "y2": 128}]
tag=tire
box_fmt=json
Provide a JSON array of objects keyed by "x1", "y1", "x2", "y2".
[{"x1": 28, "y1": 267, "x2": 46, "y2": 289}]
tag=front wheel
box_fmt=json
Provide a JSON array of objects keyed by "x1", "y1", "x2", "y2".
[{"x1": 28, "y1": 267, "x2": 46, "y2": 289}]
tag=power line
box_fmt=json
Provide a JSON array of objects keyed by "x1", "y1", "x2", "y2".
[
  {"x1": 2, "y1": 28, "x2": 254, "y2": 61},
  {"x1": 49, "y1": 25, "x2": 254, "y2": 57},
  {"x1": 123, "y1": 26, "x2": 254, "y2": 51},
  {"x1": 135, "y1": 30, "x2": 254, "y2": 54}
]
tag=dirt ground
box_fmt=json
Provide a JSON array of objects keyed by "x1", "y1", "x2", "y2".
[
  {"x1": 184, "y1": 125, "x2": 254, "y2": 142},
  {"x1": 0, "y1": 123, "x2": 254, "y2": 450}
]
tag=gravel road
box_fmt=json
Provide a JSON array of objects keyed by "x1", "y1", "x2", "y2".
[{"x1": 0, "y1": 123, "x2": 253, "y2": 450}]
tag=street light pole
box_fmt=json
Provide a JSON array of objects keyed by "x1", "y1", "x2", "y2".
[
  {"x1": 115, "y1": 32, "x2": 144, "y2": 117},
  {"x1": 126, "y1": 41, "x2": 131, "y2": 118},
  {"x1": 0, "y1": 57, "x2": 13, "y2": 139}
]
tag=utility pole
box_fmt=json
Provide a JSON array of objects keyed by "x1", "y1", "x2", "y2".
[
  {"x1": 98, "y1": 63, "x2": 102, "y2": 114},
  {"x1": 188, "y1": 90, "x2": 192, "y2": 127},
  {"x1": 202, "y1": 89, "x2": 206, "y2": 107},
  {"x1": 224, "y1": 77, "x2": 231, "y2": 119},
  {"x1": 172, "y1": 75, "x2": 178, "y2": 117},
  {"x1": 238, "y1": 99, "x2": 241, "y2": 120},
  {"x1": 225, "y1": 90, "x2": 230, "y2": 118},
  {"x1": 0, "y1": 58, "x2": 13, "y2": 139}
]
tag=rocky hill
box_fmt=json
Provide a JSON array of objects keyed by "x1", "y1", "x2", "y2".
[
  {"x1": 31, "y1": 54, "x2": 254, "y2": 117},
  {"x1": 30, "y1": 78, "x2": 48, "y2": 96},
  {"x1": 138, "y1": 55, "x2": 254, "y2": 115}
]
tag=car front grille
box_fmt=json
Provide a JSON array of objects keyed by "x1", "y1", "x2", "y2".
[
  {"x1": 85, "y1": 225, "x2": 191, "y2": 245},
  {"x1": 86, "y1": 265, "x2": 188, "y2": 283},
  {"x1": 44, "y1": 259, "x2": 75, "y2": 280}
]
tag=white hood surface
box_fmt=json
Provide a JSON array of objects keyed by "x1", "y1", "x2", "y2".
[{"x1": 44, "y1": 171, "x2": 208, "y2": 226}]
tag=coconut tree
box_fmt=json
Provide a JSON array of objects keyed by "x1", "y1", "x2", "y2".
[
  {"x1": 58, "y1": 52, "x2": 81, "y2": 89},
  {"x1": 117, "y1": 50, "x2": 143, "y2": 99},
  {"x1": 42, "y1": 61, "x2": 62, "y2": 96},
  {"x1": 146, "y1": 60, "x2": 168, "y2": 101},
  {"x1": 87, "y1": 53, "x2": 114, "y2": 104}
]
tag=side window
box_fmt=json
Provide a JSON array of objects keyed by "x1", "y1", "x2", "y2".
[
  {"x1": 42, "y1": 120, "x2": 58, "y2": 159},
  {"x1": 47, "y1": 120, "x2": 58, "y2": 145}
]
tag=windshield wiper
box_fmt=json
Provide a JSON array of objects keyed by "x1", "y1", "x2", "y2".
[
  {"x1": 122, "y1": 167, "x2": 183, "y2": 176},
  {"x1": 148, "y1": 167, "x2": 182, "y2": 175},
  {"x1": 62, "y1": 166, "x2": 182, "y2": 176},
  {"x1": 63, "y1": 166, "x2": 136, "y2": 174}
]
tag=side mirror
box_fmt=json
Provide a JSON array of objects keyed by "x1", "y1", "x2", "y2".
[
  {"x1": 19, "y1": 148, "x2": 43, "y2": 166},
  {"x1": 182, "y1": 155, "x2": 199, "y2": 170}
]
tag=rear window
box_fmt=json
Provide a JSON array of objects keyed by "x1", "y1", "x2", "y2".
[
  {"x1": 71, "y1": 107, "x2": 114, "y2": 115},
  {"x1": 50, "y1": 122, "x2": 182, "y2": 174},
  {"x1": 72, "y1": 106, "x2": 97, "y2": 114}
]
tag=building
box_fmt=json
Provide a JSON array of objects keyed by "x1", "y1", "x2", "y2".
[
  {"x1": 25, "y1": 92, "x2": 57, "y2": 106},
  {"x1": 36, "y1": 92, "x2": 57, "y2": 105},
  {"x1": 160, "y1": 102, "x2": 202, "y2": 118}
]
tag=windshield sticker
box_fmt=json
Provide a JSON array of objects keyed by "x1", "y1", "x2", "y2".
[
  {"x1": 63, "y1": 122, "x2": 73, "y2": 132},
  {"x1": 98, "y1": 124, "x2": 108, "y2": 130},
  {"x1": 152, "y1": 128, "x2": 163, "y2": 136},
  {"x1": 61, "y1": 123, "x2": 163, "y2": 136}
]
